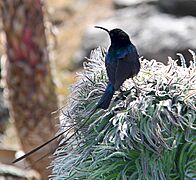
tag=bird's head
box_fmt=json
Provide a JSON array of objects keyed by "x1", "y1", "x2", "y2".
[{"x1": 95, "y1": 26, "x2": 130, "y2": 47}]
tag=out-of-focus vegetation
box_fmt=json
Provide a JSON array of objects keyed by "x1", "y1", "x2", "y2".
[{"x1": 0, "y1": 0, "x2": 59, "y2": 178}]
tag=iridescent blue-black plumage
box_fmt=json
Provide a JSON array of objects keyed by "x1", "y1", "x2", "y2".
[{"x1": 95, "y1": 27, "x2": 140, "y2": 109}]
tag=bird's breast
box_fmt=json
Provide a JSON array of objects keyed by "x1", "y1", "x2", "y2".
[{"x1": 106, "y1": 45, "x2": 137, "y2": 63}]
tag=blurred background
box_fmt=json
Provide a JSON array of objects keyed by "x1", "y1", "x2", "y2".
[{"x1": 0, "y1": 0, "x2": 195, "y2": 179}]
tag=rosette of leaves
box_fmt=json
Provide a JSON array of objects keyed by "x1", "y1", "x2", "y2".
[{"x1": 51, "y1": 48, "x2": 196, "y2": 179}]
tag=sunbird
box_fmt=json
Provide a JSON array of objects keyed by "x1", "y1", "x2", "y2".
[
  {"x1": 13, "y1": 26, "x2": 140, "y2": 164},
  {"x1": 95, "y1": 26, "x2": 140, "y2": 109}
]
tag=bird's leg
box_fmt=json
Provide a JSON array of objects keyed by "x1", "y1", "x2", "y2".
[
  {"x1": 119, "y1": 87, "x2": 125, "y2": 93},
  {"x1": 119, "y1": 87, "x2": 127, "y2": 100},
  {"x1": 113, "y1": 87, "x2": 126, "y2": 102}
]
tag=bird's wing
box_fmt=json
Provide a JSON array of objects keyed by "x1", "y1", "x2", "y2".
[
  {"x1": 105, "y1": 54, "x2": 117, "y2": 85},
  {"x1": 114, "y1": 51, "x2": 139, "y2": 90}
]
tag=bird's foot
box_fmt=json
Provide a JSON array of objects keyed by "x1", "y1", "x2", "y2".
[
  {"x1": 119, "y1": 89, "x2": 128, "y2": 100},
  {"x1": 113, "y1": 89, "x2": 127, "y2": 102}
]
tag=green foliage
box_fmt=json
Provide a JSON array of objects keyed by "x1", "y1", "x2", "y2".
[{"x1": 51, "y1": 48, "x2": 196, "y2": 179}]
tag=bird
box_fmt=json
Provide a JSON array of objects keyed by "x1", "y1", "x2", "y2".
[
  {"x1": 12, "y1": 26, "x2": 140, "y2": 164},
  {"x1": 95, "y1": 26, "x2": 140, "y2": 109}
]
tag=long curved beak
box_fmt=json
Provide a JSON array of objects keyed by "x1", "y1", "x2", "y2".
[{"x1": 94, "y1": 26, "x2": 109, "y2": 33}]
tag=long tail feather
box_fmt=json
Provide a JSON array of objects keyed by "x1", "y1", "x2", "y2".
[
  {"x1": 12, "y1": 107, "x2": 98, "y2": 164},
  {"x1": 13, "y1": 83, "x2": 113, "y2": 163}
]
